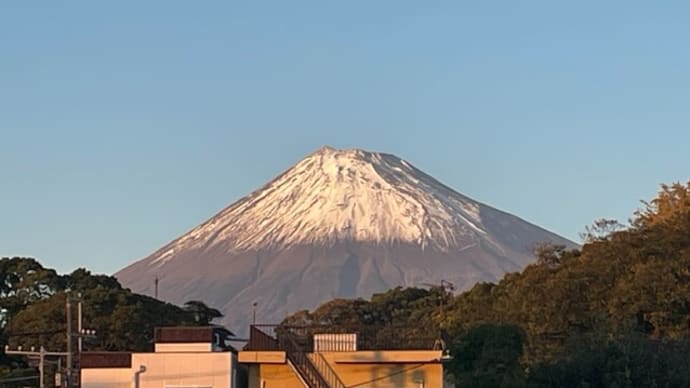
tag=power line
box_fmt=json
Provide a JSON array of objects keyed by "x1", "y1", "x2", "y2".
[
  {"x1": 0, "y1": 375, "x2": 39, "y2": 383},
  {"x1": 3, "y1": 294, "x2": 95, "y2": 388},
  {"x1": 5, "y1": 346, "x2": 69, "y2": 388}
]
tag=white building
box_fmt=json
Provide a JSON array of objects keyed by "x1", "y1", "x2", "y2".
[{"x1": 81, "y1": 326, "x2": 239, "y2": 388}]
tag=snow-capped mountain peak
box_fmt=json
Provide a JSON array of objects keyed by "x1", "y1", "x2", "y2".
[
  {"x1": 165, "y1": 146, "x2": 492, "y2": 262},
  {"x1": 116, "y1": 146, "x2": 575, "y2": 333}
]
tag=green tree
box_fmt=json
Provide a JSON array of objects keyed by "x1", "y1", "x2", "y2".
[
  {"x1": 2, "y1": 264, "x2": 203, "y2": 352},
  {"x1": 449, "y1": 324, "x2": 527, "y2": 388},
  {"x1": 0, "y1": 257, "x2": 63, "y2": 326},
  {"x1": 634, "y1": 182, "x2": 690, "y2": 230},
  {"x1": 183, "y1": 300, "x2": 223, "y2": 326}
]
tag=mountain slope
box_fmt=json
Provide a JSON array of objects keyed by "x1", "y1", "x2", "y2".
[{"x1": 115, "y1": 146, "x2": 575, "y2": 333}]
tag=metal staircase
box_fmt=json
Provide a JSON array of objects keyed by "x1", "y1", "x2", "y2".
[
  {"x1": 280, "y1": 331, "x2": 346, "y2": 388},
  {"x1": 246, "y1": 323, "x2": 440, "y2": 388},
  {"x1": 309, "y1": 352, "x2": 346, "y2": 388}
]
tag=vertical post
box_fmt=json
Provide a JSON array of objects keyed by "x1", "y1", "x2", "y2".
[
  {"x1": 154, "y1": 277, "x2": 159, "y2": 299},
  {"x1": 77, "y1": 298, "x2": 83, "y2": 353},
  {"x1": 57, "y1": 357, "x2": 62, "y2": 387},
  {"x1": 66, "y1": 296, "x2": 72, "y2": 388},
  {"x1": 440, "y1": 291, "x2": 444, "y2": 324},
  {"x1": 39, "y1": 346, "x2": 45, "y2": 388},
  {"x1": 252, "y1": 302, "x2": 257, "y2": 325}
]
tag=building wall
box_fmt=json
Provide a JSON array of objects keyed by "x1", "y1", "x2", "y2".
[
  {"x1": 82, "y1": 352, "x2": 234, "y2": 388},
  {"x1": 320, "y1": 351, "x2": 443, "y2": 388},
  {"x1": 80, "y1": 368, "x2": 131, "y2": 388},
  {"x1": 238, "y1": 351, "x2": 286, "y2": 364},
  {"x1": 154, "y1": 342, "x2": 213, "y2": 353},
  {"x1": 254, "y1": 363, "x2": 305, "y2": 388},
  {"x1": 242, "y1": 350, "x2": 444, "y2": 388},
  {"x1": 330, "y1": 362, "x2": 442, "y2": 388}
]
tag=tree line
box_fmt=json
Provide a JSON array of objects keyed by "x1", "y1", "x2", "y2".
[
  {"x1": 286, "y1": 181, "x2": 690, "y2": 387},
  {"x1": 0, "y1": 257, "x2": 222, "y2": 386}
]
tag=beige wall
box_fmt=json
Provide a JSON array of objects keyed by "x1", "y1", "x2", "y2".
[
  {"x1": 238, "y1": 351, "x2": 285, "y2": 364},
  {"x1": 253, "y1": 363, "x2": 305, "y2": 388},
  {"x1": 80, "y1": 368, "x2": 131, "y2": 388},
  {"x1": 154, "y1": 343, "x2": 213, "y2": 353},
  {"x1": 329, "y1": 350, "x2": 443, "y2": 363},
  {"x1": 82, "y1": 352, "x2": 234, "y2": 388},
  {"x1": 330, "y1": 362, "x2": 442, "y2": 388},
  {"x1": 321, "y1": 351, "x2": 443, "y2": 388},
  {"x1": 243, "y1": 350, "x2": 444, "y2": 388}
]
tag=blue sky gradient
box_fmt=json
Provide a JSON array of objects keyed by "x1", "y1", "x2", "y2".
[{"x1": 2, "y1": 1, "x2": 689, "y2": 274}]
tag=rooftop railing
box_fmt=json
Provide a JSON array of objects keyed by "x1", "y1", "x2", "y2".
[{"x1": 245, "y1": 324, "x2": 439, "y2": 352}]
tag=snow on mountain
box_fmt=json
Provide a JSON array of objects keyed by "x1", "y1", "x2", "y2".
[
  {"x1": 116, "y1": 146, "x2": 576, "y2": 334},
  {"x1": 157, "y1": 146, "x2": 498, "y2": 259}
]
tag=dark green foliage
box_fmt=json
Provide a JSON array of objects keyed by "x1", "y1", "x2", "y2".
[
  {"x1": 450, "y1": 184, "x2": 690, "y2": 344},
  {"x1": 184, "y1": 300, "x2": 223, "y2": 326},
  {"x1": 529, "y1": 332, "x2": 690, "y2": 387},
  {"x1": 63, "y1": 268, "x2": 121, "y2": 292},
  {"x1": 450, "y1": 324, "x2": 526, "y2": 388},
  {"x1": 0, "y1": 258, "x2": 221, "y2": 383},
  {"x1": 0, "y1": 257, "x2": 62, "y2": 326},
  {"x1": 282, "y1": 286, "x2": 450, "y2": 351},
  {"x1": 282, "y1": 285, "x2": 448, "y2": 334},
  {"x1": 2, "y1": 265, "x2": 198, "y2": 352},
  {"x1": 284, "y1": 181, "x2": 690, "y2": 387},
  {"x1": 447, "y1": 181, "x2": 690, "y2": 385}
]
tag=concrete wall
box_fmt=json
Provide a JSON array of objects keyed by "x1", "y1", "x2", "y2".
[
  {"x1": 240, "y1": 350, "x2": 444, "y2": 388},
  {"x1": 82, "y1": 352, "x2": 234, "y2": 388},
  {"x1": 321, "y1": 351, "x2": 443, "y2": 388},
  {"x1": 254, "y1": 362, "x2": 305, "y2": 388},
  {"x1": 80, "y1": 368, "x2": 131, "y2": 388},
  {"x1": 328, "y1": 350, "x2": 443, "y2": 363},
  {"x1": 238, "y1": 351, "x2": 285, "y2": 364},
  {"x1": 154, "y1": 343, "x2": 213, "y2": 353}
]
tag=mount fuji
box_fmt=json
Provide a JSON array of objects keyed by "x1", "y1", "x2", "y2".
[{"x1": 115, "y1": 146, "x2": 575, "y2": 333}]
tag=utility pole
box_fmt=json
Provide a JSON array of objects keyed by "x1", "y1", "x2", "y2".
[
  {"x1": 77, "y1": 294, "x2": 84, "y2": 353},
  {"x1": 424, "y1": 280, "x2": 455, "y2": 352},
  {"x1": 420, "y1": 280, "x2": 456, "y2": 326},
  {"x1": 57, "y1": 357, "x2": 61, "y2": 387},
  {"x1": 66, "y1": 296, "x2": 73, "y2": 387},
  {"x1": 154, "y1": 277, "x2": 159, "y2": 299},
  {"x1": 6, "y1": 294, "x2": 96, "y2": 387},
  {"x1": 64, "y1": 292, "x2": 96, "y2": 387},
  {"x1": 39, "y1": 346, "x2": 44, "y2": 388}
]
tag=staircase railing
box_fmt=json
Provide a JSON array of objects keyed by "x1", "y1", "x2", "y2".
[
  {"x1": 310, "y1": 352, "x2": 346, "y2": 388},
  {"x1": 282, "y1": 334, "x2": 330, "y2": 388},
  {"x1": 248, "y1": 324, "x2": 438, "y2": 351},
  {"x1": 250, "y1": 324, "x2": 422, "y2": 388}
]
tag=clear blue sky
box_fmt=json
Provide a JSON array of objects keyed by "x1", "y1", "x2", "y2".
[{"x1": 2, "y1": 1, "x2": 689, "y2": 275}]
